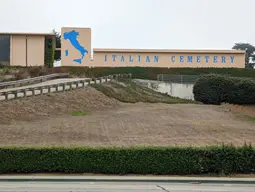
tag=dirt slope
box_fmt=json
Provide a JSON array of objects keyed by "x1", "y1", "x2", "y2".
[
  {"x1": 0, "y1": 87, "x2": 120, "y2": 124},
  {"x1": 0, "y1": 81, "x2": 254, "y2": 147},
  {"x1": 1, "y1": 103, "x2": 255, "y2": 147}
]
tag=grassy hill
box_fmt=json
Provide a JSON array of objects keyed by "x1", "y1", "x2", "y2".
[{"x1": 91, "y1": 79, "x2": 195, "y2": 104}]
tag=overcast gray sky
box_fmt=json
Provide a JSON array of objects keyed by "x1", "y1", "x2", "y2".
[{"x1": 1, "y1": 0, "x2": 255, "y2": 50}]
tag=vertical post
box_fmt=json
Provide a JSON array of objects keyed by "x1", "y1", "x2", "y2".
[
  {"x1": 63, "y1": 84, "x2": 66, "y2": 92},
  {"x1": 25, "y1": 36, "x2": 28, "y2": 67},
  {"x1": 32, "y1": 88, "x2": 35, "y2": 96},
  {"x1": 5, "y1": 92, "x2": 8, "y2": 100},
  {"x1": 48, "y1": 86, "x2": 51, "y2": 93},
  {"x1": 14, "y1": 91, "x2": 18, "y2": 99}
]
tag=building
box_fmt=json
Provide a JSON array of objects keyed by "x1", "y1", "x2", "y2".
[
  {"x1": 0, "y1": 27, "x2": 246, "y2": 68},
  {"x1": 0, "y1": 32, "x2": 55, "y2": 66},
  {"x1": 61, "y1": 27, "x2": 245, "y2": 68}
]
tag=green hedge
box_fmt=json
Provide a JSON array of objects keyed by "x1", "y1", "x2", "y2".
[
  {"x1": 61, "y1": 67, "x2": 255, "y2": 80},
  {"x1": 1, "y1": 66, "x2": 255, "y2": 79},
  {"x1": 193, "y1": 74, "x2": 255, "y2": 105},
  {"x1": 44, "y1": 38, "x2": 55, "y2": 68},
  {"x1": 0, "y1": 146, "x2": 255, "y2": 175}
]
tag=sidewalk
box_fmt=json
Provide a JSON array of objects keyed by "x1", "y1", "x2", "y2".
[{"x1": 0, "y1": 175, "x2": 254, "y2": 184}]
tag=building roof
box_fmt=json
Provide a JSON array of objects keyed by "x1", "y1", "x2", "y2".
[
  {"x1": 93, "y1": 48, "x2": 246, "y2": 54},
  {"x1": 0, "y1": 32, "x2": 55, "y2": 37}
]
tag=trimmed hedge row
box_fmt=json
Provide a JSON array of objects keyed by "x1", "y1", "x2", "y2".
[
  {"x1": 63, "y1": 67, "x2": 255, "y2": 80},
  {"x1": 0, "y1": 146, "x2": 255, "y2": 175},
  {"x1": 193, "y1": 74, "x2": 255, "y2": 105},
  {"x1": 2, "y1": 66, "x2": 254, "y2": 79}
]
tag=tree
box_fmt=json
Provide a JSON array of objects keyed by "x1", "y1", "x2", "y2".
[
  {"x1": 51, "y1": 29, "x2": 61, "y2": 60},
  {"x1": 232, "y1": 43, "x2": 255, "y2": 68}
]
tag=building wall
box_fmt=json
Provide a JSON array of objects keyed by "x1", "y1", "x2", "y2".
[
  {"x1": 10, "y1": 35, "x2": 26, "y2": 66},
  {"x1": 27, "y1": 35, "x2": 45, "y2": 66},
  {"x1": 10, "y1": 35, "x2": 45, "y2": 66},
  {"x1": 60, "y1": 27, "x2": 245, "y2": 68},
  {"x1": 61, "y1": 27, "x2": 91, "y2": 66},
  {"x1": 92, "y1": 49, "x2": 245, "y2": 68}
]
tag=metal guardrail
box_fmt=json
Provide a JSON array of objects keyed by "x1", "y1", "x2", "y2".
[
  {"x1": 0, "y1": 73, "x2": 69, "y2": 89},
  {"x1": 0, "y1": 73, "x2": 132, "y2": 101},
  {"x1": 157, "y1": 74, "x2": 199, "y2": 84}
]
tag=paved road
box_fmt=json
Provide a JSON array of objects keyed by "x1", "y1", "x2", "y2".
[{"x1": 0, "y1": 182, "x2": 254, "y2": 192}]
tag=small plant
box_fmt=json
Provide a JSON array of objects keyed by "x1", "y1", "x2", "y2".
[
  {"x1": 27, "y1": 66, "x2": 43, "y2": 77},
  {"x1": 71, "y1": 111, "x2": 89, "y2": 116}
]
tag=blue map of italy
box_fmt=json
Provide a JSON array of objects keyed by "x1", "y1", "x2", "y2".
[{"x1": 63, "y1": 30, "x2": 88, "y2": 64}]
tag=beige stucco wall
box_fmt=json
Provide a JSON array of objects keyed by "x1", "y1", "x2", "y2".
[
  {"x1": 61, "y1": 27, "x2": 91, "y2": 66},
  {"x1": 27, "y1": 36, "x2": 45, "y2": 66},
  {"x1": 60, "y1": 27, "x2": 245, "y2": 68},
  {"x1": 10, "y1": 35, "x2": 26, "y2": 66},
  {"x1": 92, "y1": 49, "x2": 245, "y2": 68},
  {"x1": 10, "y1": 35, "x2": 45, "y2": 66}
]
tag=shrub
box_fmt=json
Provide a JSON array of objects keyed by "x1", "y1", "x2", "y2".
[
  {"x1": 59, "y1": 67, "x2": 255, "y2": 79},
  {"x1": 0, "y1": 146, "x2": 254, "y2": 175},
  {"x1": 193, "y1": 74, "x2": 255, "y2": 105}
]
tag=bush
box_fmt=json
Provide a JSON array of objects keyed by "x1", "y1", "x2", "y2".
[
  {"x1": 0, "y1": 146, "x2": 254, "y2": 175},
  {"x1": 193, "y1": 74, "x2": 255, "y2": 105},
  {"x1": 60, "y1": 67, "x2": 255, "y2": 80},
  {"x1": 2, "y1": 67, "x2": 255, "y2": 79}
]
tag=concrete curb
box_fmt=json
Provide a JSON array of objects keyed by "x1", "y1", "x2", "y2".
[{"x1": 0, "y1": 177, "x2": 255, "y2": 184}]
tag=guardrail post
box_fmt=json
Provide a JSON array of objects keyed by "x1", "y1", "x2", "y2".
[
  {"x1": 40, "y1": 87, "x2": 43, "y2": 95},
  {"x1": 48, "y1": 86, "x2": 51, "y2": 93},
  {"x1": 14, "y1": 91, "x2": 18, "y2": 99},
  {"x1": 63, "y1": 84, "x2": 66, "y2": 92},
  {"x1": 23, "y1": 90, "x2": 27, "y2": 97},
  {"x1": 82, "y1": 81, "x2": 85, "y2": 88},
  {"x1": 99, "y1": 77, "x2": 102, "y2": 84},
  {"x1": 4, "y1": 92, "x2": 8, "y2": 100},
  {"x1": 56, "y1": 85, "x2": 59, "y2": 92},
  {"x1": 75, "y1": 81, "x2": 79, "y2": 88},
  {"x1": 104, "y1": 76, "x2": 108, "y2": 82},
  {"x1": 32, "y1": 88, "x2": 35, "y2": 96}
]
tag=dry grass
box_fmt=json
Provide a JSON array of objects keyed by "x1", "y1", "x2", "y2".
[
  {"x1": 222, "y1": 104, "x2": 255, "y2": 122},
  {"x1": 91, "y1": 80, "x2": 195, "y2": 104},
  {"x1": 0, "y1": 82, "x2": 254, "y2": 147},
  {"x1": 0, "y1": 87, "x2": 120, "y2": 124},
  {"x1": 0, "y1": 103, "x2": 255, "y2": 147}
]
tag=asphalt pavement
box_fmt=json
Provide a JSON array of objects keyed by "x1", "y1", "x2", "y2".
[{"x1": 0, "y1": 182, "x2": 254, "y2": 192}]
